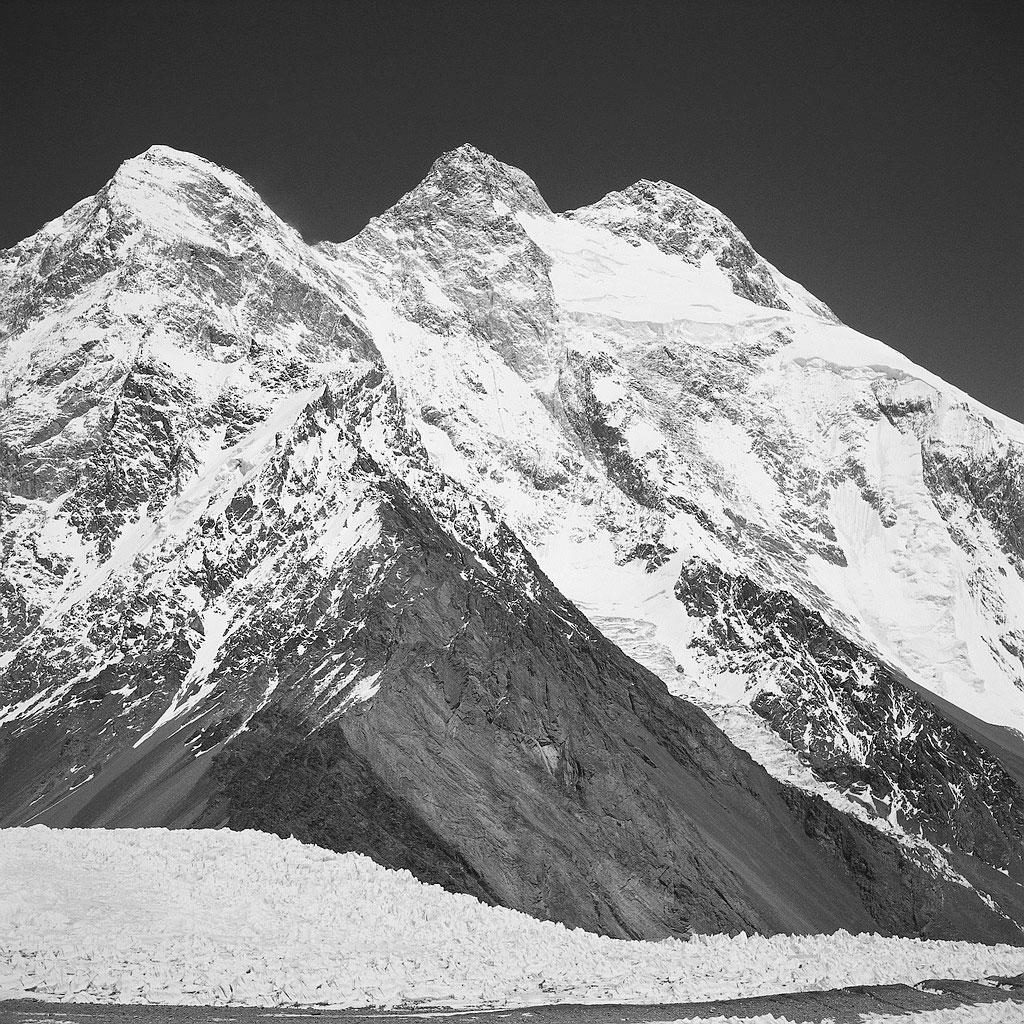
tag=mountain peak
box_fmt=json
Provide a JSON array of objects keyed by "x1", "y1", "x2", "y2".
[
  {"x1": 98, "y1": 145, "x2": 291, "y2": 250},
  {"x1": 566, "y1": 178, "x2": 835, "y2": 318},
  {"x1": 132, "y1": 143, "x2": 212, "y2": 165},
  {"x1": 432, "y1": 142, "x2": 495, "y2": 168},
  {"x1": 622, "y1": 178, "x2": 703, "y2": 202},
  {"x1": 403, "y1": 143, "x2": 551, "y2": 218},
  {"x1": 570, "y1": 177, "x2": 735, "y2": 238},
  {"x1": 109, "y1": 144, "x2": 256, "y2": 203}
]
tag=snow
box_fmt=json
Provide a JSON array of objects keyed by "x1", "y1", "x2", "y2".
[
  {"x1": 624, "y1": 417, "x2": 666, "y2": 457},
  {"x1": 811, "y1": 415, "x2": 1024, "y2": 732},
  {"x1": 522, "y1": 202, "x2": 1024, "y2": 736},
  {"x1": 518, "y1": 212, "x2": 755, "y2": 324},
  {"x1": 108, "y1": 145, "x2": 318, "y2": 277},
  {"x1": 780, "y1": 320, "x2": 1024, "y2": 442},
  {"x1": 688, "y1": 416, "x2": 783, "y2": 517},
  {"x1": 1, "y1": 827, "x2": 1023, "y2": 1010},
  {"x1": 132, "y1": 606, "x2": 234, "y2": 748}
]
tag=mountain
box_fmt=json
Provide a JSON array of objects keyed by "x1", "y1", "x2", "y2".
[{"x1": 2, "y1": 144, "x2": 1023, "y2": 942}]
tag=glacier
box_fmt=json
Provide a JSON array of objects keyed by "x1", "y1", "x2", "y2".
[{"x1": 1, "y1": 826, "x2": 1023, "y2": 1009}]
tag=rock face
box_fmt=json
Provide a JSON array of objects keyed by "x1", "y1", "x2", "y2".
[
  {"x1": 675, "y1": 557, "x2": 1024, "y2": 878},
  {"x1": 2, "y1": 144, "x2": 1024, "y2": 942}
]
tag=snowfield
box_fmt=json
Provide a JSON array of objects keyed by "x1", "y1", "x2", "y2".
[{"x1": 1, "y1": 827, "x2": 1023, "y2": 1010}]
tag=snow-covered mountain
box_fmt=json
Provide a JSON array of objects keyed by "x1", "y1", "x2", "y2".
[{"x1": 2, "y1": 144, "x2": 1023, "y2": 941}]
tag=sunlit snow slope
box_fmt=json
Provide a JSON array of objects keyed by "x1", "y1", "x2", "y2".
[{"x1": 2, "y1": 144, "x2": 1023, "y2": 941}]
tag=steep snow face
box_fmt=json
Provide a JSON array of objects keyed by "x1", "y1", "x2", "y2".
[{"x1": 5, "y1": 827, "x2": 1024, "y2": 1009}]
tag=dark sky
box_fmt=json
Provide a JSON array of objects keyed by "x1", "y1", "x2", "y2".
[{"x1": 3, "y1": 0, "x2": 1021, "y2": 420}]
